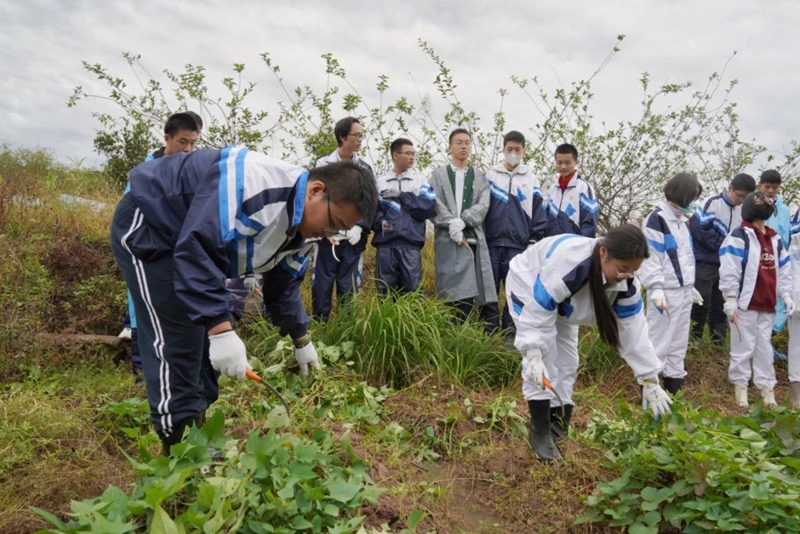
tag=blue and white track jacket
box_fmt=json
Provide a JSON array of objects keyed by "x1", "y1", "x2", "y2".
[
  {"x1": 484, "y1": 163, "x2": 547, "y2": 249},
  {"x1": 543, "y1": 175, "x2": 598, "y2": 238},
  {"x1": 719, "y1": 225, "x2": 792, "y2": 309},
  {"x1": 690, "y1": 192, "x2": 741, "y2": 264},
  {"x1": 371, "y1": 170, "x2": 436, "y2": 249},
  {"x1": 127, "y1": 147, "x2": 313, "y2": 337},
  {"x1": 638, "y1": 202, "x2": 695, "y2": 290},
  {"x1": 506, "y1": 234, "x2": 662, "y2": 380}
]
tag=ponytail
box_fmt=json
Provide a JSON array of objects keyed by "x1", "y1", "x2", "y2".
[
  {"x1": 590, "y1": 245, "x2": 620, "y2": 348},
  {"x1": 589, "y1": 224, "x2": 649, "y2": 349}
]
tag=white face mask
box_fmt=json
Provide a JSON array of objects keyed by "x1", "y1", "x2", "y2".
[{"x1": 504, "y1": 153, "x2": 522, "y2": 166}]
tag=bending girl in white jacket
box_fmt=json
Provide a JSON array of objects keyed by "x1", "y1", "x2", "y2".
[
  {"x1": 719, "y1": 191, "x2": 794, "y2": 407},
  {"x1": 639, "y1": 173, "x2": 704, "y2": 395},
  {"x1": 506, "y1": 224, "x2": 672, "y2": 462}
]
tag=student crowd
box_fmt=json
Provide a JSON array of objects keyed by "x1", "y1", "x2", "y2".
[{"x1": 113, "y1": 113, "x2": 799, "y2": 461}]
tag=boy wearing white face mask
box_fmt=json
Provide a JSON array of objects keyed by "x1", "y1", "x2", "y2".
[
  {"x1": 484, "y1": 131, "x2": 547, "y2": 335},
  {"x1": 638, "y1": 173, "x2": 704, "y2": 396}
]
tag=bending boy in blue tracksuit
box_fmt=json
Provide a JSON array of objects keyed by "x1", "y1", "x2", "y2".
[
  {"x1": 120, "y1": 111, "x2": 203, "y2": 379},
  {"x1": 483, "y1": 131, "x2": 546, "y2": 335},
  {"x1": 372, "y1": 138, "x2": 437, "y2": 295},
  {"x1": 111, "y1": 148, "x2": 377, "y2": 454}
]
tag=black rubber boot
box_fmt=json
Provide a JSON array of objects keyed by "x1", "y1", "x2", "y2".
[
  {"x1": 160, "y1": 411, "x2": 206, "y2": 456},
  {"x1": 528, "y1": 400, "x2": 562, "y2": 462},
  {"x1": 550, "y1": 404, "x2": 574, "y2": 443},
  {"x1": 663, "y1": 377, "x2": 683, "y2": 395}
]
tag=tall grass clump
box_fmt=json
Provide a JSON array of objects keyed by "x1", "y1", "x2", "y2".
[{"x1": 320, "y1": 292, "x2": 519, "y2": 388}]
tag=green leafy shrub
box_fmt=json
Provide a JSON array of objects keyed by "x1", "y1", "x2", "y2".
[
  {"x1": 577, "y1": 401, "x2": 800, "y2": 532},
  {"x1": 33, "y1": 411, "x2": 383, "y2": 533}
]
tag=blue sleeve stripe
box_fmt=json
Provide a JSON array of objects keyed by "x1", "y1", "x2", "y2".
[
  {"x1": 291, "y1": 171, "x2": 309, "y2": 227},
  {"x1": 791, "y1": 221, "x2": 800, "y2": 235},
  {"x1": 719, "y1": 245, "x2": 746, "y2": 258},
  {"x1": 380, "y1": 199, "x2": 402, "y2": 212},
  {"x1": 510, "y1": 292, "x2": 524, "y2": 316},
  {"x1": 546, "y1": 234, "x2": 581, "y2": 258},
  {"x1": 613, "y1": 298, "x2": 643, "y2": 319},
  {"x1": 533, "y1": 275, "x2": 557, "y2": 311},
  {"x1": 218, "y1": 146, "x2": 235, "y2": 242},
  {"x1": 779, "y1": 255, "x2": 790, "y2": 268},
  {"x1": 648, "y1": 238, "x2": 666, "y2": 253}
]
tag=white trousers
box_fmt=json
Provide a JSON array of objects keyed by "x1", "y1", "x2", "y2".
[
  {"x1": 522, "y1": 319, "x2": 579, "y2": 407},
  {"x1": 646, "y1": 286, "x2": 692, "y2": 379},
  {"x1": 789, "y1": 314, "x2": 800, "y2": 383},
  {"x1": 728, "y1": 309, "x2": 776, "y2": 389}
]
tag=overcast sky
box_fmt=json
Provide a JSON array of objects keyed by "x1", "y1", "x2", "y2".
[{"x1": 1, "y1": 0, "x2": 798, "y2": 170}]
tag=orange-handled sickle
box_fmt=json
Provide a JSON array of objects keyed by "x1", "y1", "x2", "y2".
[
  {"x1": 731, "y1": 315, "x2": 742, "y2": 343},
  {"x1": 542, "y1": 376, "x2": 566, "y2": 421},
  {"x1": 246, "y1": 369, "x2": 291, "y2": 416}
]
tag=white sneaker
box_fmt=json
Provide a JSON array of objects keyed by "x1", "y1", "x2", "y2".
[
  {"x1": 760, "y1": 388, "x2": 776, "y2": 408},
  {"x1": 734, "y1": 384, "x2": 748, "y2": 407},
  {"x1": 118, "y1": 328, "x2": 132, "y2": 341}
]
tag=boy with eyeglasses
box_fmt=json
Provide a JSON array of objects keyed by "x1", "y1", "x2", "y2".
[
  {"x1": 429, "y1": 128, "x2": 497, "y2": 327},
  {"x1": 311, "y1": 116, "x2": 374, "y2": 322},
  {"x1": 371, "y1": 138, "x2": 437, "y2": 295},
  {"x1": 689, "y1": 173, "x2": 757, "y2": 344}
]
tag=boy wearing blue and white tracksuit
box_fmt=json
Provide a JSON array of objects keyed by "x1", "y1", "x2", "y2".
[
  {"x1": 787, "y1": 207, "x2": 800, "y2": 408},
  {"x1": 311, "y1": 117, "x2": 374, "y2": 321},
  {"x1": 720, "y1": 192, "x2": 794, "y2": 407},
  {"x1": 543, "y1": 144, "x2": 599, "y2": 239},
  {"x1": 111, "y1": 147, "x2": 376, "y2": 453},
  {"x1": 372, "y1": 139, "x2": 437, "y2": 294},
  {"x1": 638, "y1": 173, "x2": 704, "y2": 394},
  {"x1": 689, "y1": 174, "x2": 757, "y2": 343},
  {"x1": 507, "y1": 229, "x2": 671, "y2": 461},
  {"x1": 483, "y1": 131, "x2": 547, "y2": 334}
]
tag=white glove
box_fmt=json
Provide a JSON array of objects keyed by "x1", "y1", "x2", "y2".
[
  {"x1": 691, "y1": 287, "x2": 704, "y2": 306},
  {"x1": 243, "y1": 274, "x2": 258, "y2": 293},
  {"x1": 294, "y1": 341, "x2": 321, "y2": 376},
  {"x1": 649, "y1": 288, "x2": 667, "y2": 312},
  {"x1": 723, "y1": 298, "x2": 738, "y2": 322},
  {"x1": 208, "y1": 331, "x2": 250, "y2": 379},
  {"x1": 642, "y1": 380, "x2": 673, "y2": 418},
  {"x1": 522, "y1": 351, "x2": 548, "y2": 390},
  {"x1": 449, "y1": 218, "x2": 466, "y2": 244},
  {"x1": 381, "y1": 189, "x2": 402, "y2": 200},
  {"x1": 346, "y1": 225, "x2": 363, "y2": 246},
  {"x1": 784, "y1": 295, "x2": 796, "y2": 316}
]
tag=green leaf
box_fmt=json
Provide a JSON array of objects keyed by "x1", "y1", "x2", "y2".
[
  {"x1": 326, "y1": 478, "x2": 362, "y2": 503},
  {"x1": 406, "y1": 509, "x2": 425, "y2": 530},
  {"x1": 264, "y1": 406, "x2": 290, "y2": 429},
  {"x1": 29, "y1": 506, "x2": 68, "y2": 529},
  {"x1": 291, "y1": 515, "x2": 313, "y2": 529},
  {"x1": 150, "y1": 505, "x2": 180, "y2": 534}
]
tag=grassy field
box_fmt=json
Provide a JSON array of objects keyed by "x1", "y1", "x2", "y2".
[{"x1": 1, "y1": 147, "x2": 798, "y2": 533}]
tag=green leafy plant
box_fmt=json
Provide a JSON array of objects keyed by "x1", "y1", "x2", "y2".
[{"x1": 576, "y1": 401, "x2": 800, "y2": 532}]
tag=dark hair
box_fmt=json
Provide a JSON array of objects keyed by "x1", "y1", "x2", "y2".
[
  {"x1": 164, "y1": 112, "x2": 202, "y2": 136},
  {"x1": 664, "y1": 172, "x2": 703, "y2": 208},
  {"x1": 334, "y1": 117, "x2": 361, "y2": 147},
  {"x1": 448, "y1": 128, "x2": 472, "y2": 145},
  {"x1": 390, "y1": 138, "x2": 413, "y2": 156},
  {"x1": 589, "y1": 224, "x2": 649, "y2": 348},
  {"x1": 555, "y1": 143, "x2": 579, "y2": 160},
  {"x1": 503, "y1": 130, "x2": 526, "y2": 148},
  {"x1": 309, "y1": 161, "x2": 378, "y2": 223},
  {"x1": 759, "y1": 169, "x2": 782, "y2": 185},
  {"x1": 185, "y1": 111, "x2": 203, "y2": 130},
  {"x1": 730, "y1": 173, "x2": 756, "y2": 193},
  {"x1": 741, "y1": 190, "x2": 776, "y2": 223}
]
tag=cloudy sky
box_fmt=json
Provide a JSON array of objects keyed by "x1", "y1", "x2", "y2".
[{"x1": 1, "y1": 0, "x2": 798, "y2": 169}]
